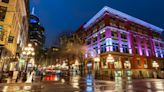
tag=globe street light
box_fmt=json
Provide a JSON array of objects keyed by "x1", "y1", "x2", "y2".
[
  {"x1": 152, "y1": 61, "x2": 159, "y2": 70},
  {"x1": 22, "y1": 43, "x2": 35, "y2": 73},
  {"x1": 152, "y1": 61, "x2": 159, "y2": 78}
]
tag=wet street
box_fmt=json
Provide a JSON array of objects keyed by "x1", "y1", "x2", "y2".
[{"x1": 0, "y1": 74, "x2": 164, "y2": 92}]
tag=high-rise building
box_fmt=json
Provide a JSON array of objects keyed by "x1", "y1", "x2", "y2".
[
  {"x1": 29, "y1": 9, "x2": 45, "y2": 65},
  {"x1": 29, "y1": 13, "x2": 45, "y2": 49},
  {"x1": 77, "y1": 6, "x2": 164, "y2": 78},
  {"x1": 0, "y1": 0, "x2": 29, "y2": 71}
]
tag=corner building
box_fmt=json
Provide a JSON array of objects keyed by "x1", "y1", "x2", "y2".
[{"x1": 81, "y1": 6, "x2": 164, "y2": 78}]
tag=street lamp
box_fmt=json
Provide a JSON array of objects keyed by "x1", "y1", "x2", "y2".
[
  {"x1": 22, "y1": 43, "x2": 35, "y2": 73},
  {"x1": 152, "y1": 61, "x2": 159, "y2": 70},
  {"x1": 152, "y1": 61, "x2": 159, "y2": 78},
  {"x1": 107, "y1": 54, "x2": 114, "y2": 63}
]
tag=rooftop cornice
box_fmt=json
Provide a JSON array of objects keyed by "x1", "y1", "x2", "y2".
[{"x1": 84, "y1": 6, "x2": 163, "y2": 33}]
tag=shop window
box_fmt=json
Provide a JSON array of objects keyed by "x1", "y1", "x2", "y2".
[
  {"x1": 137, "y1": 59, "x2": 141, "y2": 66},
  {"x1": 102, "y1": 58, "x2": 107, "y2": 68},
  {"x1": 0, "y1": 6, "x2": 7, "y2": 21}
]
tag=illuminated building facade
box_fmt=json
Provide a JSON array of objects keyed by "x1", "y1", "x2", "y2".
[
  {"x1": 80, "y1": 6, "x2": 164, "y2": 78},
  {"x1": 0, "y1": 0, "x2": 29, "y2": 71}
]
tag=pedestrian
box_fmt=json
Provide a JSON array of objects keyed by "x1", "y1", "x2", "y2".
[{"x1": 40, "y1": 71, "x2": 44, "y2": 81}]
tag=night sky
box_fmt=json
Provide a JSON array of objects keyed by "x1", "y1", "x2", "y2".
[{"x1": 30, "y1": 0, "x2": 164, "y2": 47}]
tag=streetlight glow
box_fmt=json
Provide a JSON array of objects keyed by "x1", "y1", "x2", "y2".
[
  {"x1": 107, "y1": 54, "x2": 114, "y2": 63},
  {"x1": 28, "y1": 43, "x2": 32, "y2": 47},
  {"x1": 32, "y1": 52, "x2": 35, "y2": 56}
]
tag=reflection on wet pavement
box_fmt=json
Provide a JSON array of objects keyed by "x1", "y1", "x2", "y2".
[{"x1": 0, "y1": 74, "x2": 164, "y2": 92}]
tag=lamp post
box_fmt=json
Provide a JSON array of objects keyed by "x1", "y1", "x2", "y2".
[
  {"x1": 22, "y1": 43, "x2": 35, "y2": 73},
  {"x1": 152, "y1": 61, "x2": 159, "y2": 70},
  {"x1": 152, "y1": 61, "x2": 159, "y2": 78}
]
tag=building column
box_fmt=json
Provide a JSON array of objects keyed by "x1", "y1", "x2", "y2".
[
  {"x1": 158, "y1": 42, "x2": 163, "y2": 58},
  {"x1": 144, "y1": 39, "x2": 149, "y2": 56},
  {"x1": 97, "y1": 33, "x2": 101, "y2": 54},
  {"x1": 137, "y1": 36, "x2": 142, "y2": 55},
  {"x1": 127, "y1": 32, "x2": 132, "y2": 54},
  {"x1": 105, "y1": 28, "x2": 112, "y2": 52},
  {"x1": 150, "y1": 39, "x2": 156, "y2": 57},
  {"x1": 118, "y1": 31, "x2": 123, "y2": 52}
]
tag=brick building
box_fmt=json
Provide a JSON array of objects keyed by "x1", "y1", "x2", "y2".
[{"x1": 77, "y1": 6, "x2": 164, "y2": 78}]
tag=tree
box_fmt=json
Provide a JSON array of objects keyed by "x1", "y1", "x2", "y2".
[{"x1": 59, "y1": 33, "x2": 86, "y2": 75}]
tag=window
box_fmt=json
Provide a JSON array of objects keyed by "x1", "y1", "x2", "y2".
[
  {"x1": 8, "y1": 36, "x2": 14, "y2": 43},
  {"x1": 92, "y1": 26, "x2": 97, "y2": 33},
  {"x1": 102, "y1": 58, "x2": 107, "y2": 68},
  {"x1": 119, "y1": 20, "x2": 125, "y2": 29},
  {"x1": 148, "y1": 49, "x2": 151, "y2": 56},
  {"x1": 112, "y1": 31, "x2": 118, "y2": 37},
  {"x1": 99, "y1": 20, "x2": 105, "y2": 29},
  {"x1": 2, "y1": 0, "x2": 9, "y2": 3},
  {"x1": 113, "y1": 42, "x2": 119, "y2": 52},
  {"x1": 133, "y1": 39, "x2": 136, "y2": 43},
  {"x1": 135, "y1": 47, "x2": 138, "y2": 54},
  {"x1": 157, "y1": 51, "x2": 161, "y2": 58},
  {"x1": 121, "y1": 33, "x2": 127, "y2": 39},
  {"x1": 142, "y1": 49, "x2": 145, "y2": 55},
  {"x1": 137, "y1": 59, "x2": 141, "y2": 66},
  {"x1": 100, "y1": 32, "x2": 105, "y2": 39},
  {"x1": 87, "y1": 39, "x2": 91, "y2": 45},
  {"x1": 110, "y1": 17, "x2": 117, "y2": 27},
  {"x1": 93, "y1": 47, "x2": 98, "y2": 54},
  {"x1": 93, "y1": 36, "x2": 97, "y2": 43},
  {"x1": 122, "y1": 44, "x2": 129, "y2": 53},
  {"x1": 100, "y1": 42, "x2": 106, "y2": 53},
  {"x1": 0, "y1": 6, "x2": 7, "y2": 21}
]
